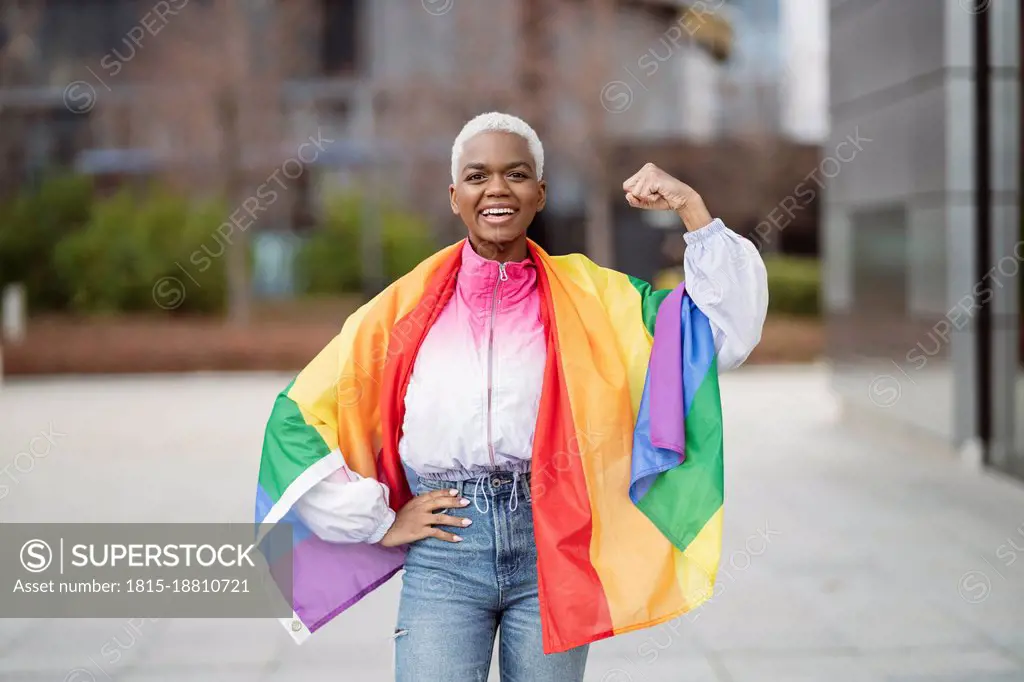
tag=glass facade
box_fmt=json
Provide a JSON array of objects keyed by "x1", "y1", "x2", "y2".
[
  {"x1": 986, "y1": 0, "x2": 1024, "y2": 480},
  {"x1": 720, "y1": 0, "x2": 782, "y2": 133},
  {"x1": 829, "y1": 205, "x2": 956, "y2": 442},
  {"x1": 1016, "y1": 20, "x2": 1024, "y2": 476},
  {"x1": 1017, "y1": 275, "x2": 1023, "y2": 475},
  {"x1": 826, "y1": 0, "x2": 1020, "y2": 479},
  {"x1": 1015, "y1": 230, "x2": 1024, "y2": 476}
]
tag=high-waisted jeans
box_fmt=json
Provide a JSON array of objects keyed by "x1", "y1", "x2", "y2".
[{"x1": 393, "y1": 471, "x2": 589, "y2": 681}]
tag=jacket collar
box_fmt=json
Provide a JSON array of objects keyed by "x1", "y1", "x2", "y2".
[{"x1": 457, "y1": 238, "x2": 537, "y2": 312}]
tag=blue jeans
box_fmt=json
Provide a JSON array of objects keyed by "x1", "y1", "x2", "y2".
[{"x1": 393, "y1": 471, "x2": 589, "y2": 681}]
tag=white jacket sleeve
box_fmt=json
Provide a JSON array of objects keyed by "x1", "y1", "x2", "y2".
[
  {"x1": 292, "y1": 464, "x2": 397, "y2": 544},
  {"x1": 683, "y1": 218, "x2": 769, "y2": 371}
]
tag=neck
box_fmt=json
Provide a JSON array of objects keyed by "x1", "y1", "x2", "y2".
[{"x1": 468, "y1": 234, "x2": 529, "y2": 263}]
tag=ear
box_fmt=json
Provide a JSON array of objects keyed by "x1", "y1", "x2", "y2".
[
  {"x1": 449, "y1": 184, "x2": 459, "y2": 215},
  {"x1": 536, "y1": 179, "x2": 547, "y2": 213}
]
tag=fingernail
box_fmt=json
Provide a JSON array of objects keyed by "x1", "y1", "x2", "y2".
[
  {"x1": 462, "y1": 518, "x2": 472, "y2": 526},
  {"x1": 459, "y1": 498, "x2": 471, "y2": 506},
  {"x1": 449, "y1": 489, "x2": 459, "y2": 496},
  {"x1": 453, "y1": 535, "x2": 463, "y2": 542}
]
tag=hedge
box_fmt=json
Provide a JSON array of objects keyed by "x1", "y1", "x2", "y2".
[
  {"x1": 298, "y1": 192, "x2": 436, "y2": 294},
  {"x1": 54, "y1": 189, "x2": 230, "y2": 315},
  {"x1": 0, "y1": 177, "x2": 435, "y2": 314},
  {"x1": 763, "y1": 255, "x2": 820, "y2": 317},
  {"x1": 653, "y1": 254, "x2": 821, "y2": 317},
  {"x1": 0, "y1": 174, "x2": 93, "y2": 311}
]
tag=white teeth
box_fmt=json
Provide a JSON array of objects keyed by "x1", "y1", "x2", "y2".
[{"x1": 482, "y1": 208, "x2": 516, "y2": 216}]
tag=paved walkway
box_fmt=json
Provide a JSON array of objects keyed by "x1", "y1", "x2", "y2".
[{"x1": 0, "y1": 367, "x2": 1022, "y2": 681}]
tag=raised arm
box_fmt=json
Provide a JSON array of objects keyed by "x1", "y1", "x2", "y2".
[
  {"x1": 681, "y1": 218, "x2": 768, "y2": 370},
  {"x1": 622, "y1": 162, "x2": 768, "y2": 371}
]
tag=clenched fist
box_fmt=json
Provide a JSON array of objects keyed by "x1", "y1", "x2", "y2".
[{"x1": 622, "y1": 163, "x2": 712, "y2": 232}]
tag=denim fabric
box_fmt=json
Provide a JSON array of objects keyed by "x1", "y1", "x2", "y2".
[{"x1": 393, "y1": 472, "x2": 589, "y2": 681}]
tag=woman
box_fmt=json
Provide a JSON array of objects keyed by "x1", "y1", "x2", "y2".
[{"x1": 255, "y1": 112, "x2": 768, "y2": 681}]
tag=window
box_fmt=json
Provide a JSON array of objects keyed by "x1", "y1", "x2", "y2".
[
  {"x1": 41, "y1": 0, "x2": 140, "y2": 61},
  {"x1": 320, "y1": 0, "x2": 360, "y2": 74}
]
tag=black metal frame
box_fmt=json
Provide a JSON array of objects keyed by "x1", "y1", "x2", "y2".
[{"x1": 974, "y1": 1, "x2": 992, "y2": 460}]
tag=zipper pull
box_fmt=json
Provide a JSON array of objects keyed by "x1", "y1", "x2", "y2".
[{"x1": 498, "y1": 262, "x2": 508, "y2": 282}]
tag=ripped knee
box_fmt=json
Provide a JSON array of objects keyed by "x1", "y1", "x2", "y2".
[{"x1": 391, "y1": 627, "x2": 409, "y2": 640}]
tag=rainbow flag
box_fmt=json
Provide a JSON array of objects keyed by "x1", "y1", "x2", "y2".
[{"x1": 255, "y1": 238, "x2": 724, "y2": 654}]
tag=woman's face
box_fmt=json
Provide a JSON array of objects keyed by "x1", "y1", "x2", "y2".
[{"x1": 449, "y1": 131, "x2": 546, "y2": 259}]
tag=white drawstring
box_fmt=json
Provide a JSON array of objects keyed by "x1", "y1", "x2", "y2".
[
  {"x1": 466, "y1": 472, "x2": 525, "y2": 513},
  {"x1": 471, "y1": 473, "x2": 491, "y2": 513},
  {"x1": 508, "y1": 472, "x2": 520, "y2": 513}
]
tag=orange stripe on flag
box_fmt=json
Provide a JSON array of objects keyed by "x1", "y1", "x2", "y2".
[{"x1": 379, "y1": 245, "x2": 463, "y2": 511}]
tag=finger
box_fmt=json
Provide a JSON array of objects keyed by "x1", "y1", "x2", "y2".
[
  {"x1": 629, "y1": 175, "x2": 660, "y2": 203},
  {"x1": 621, "y1": 170, "x2": 641, "y2": 193},
  {"x1": 644, "y1": 177, "x2": 661, "y2": 199},
  {"x1": 426, "y1": 526, "x2": 463, "y2": 543},
  {"x1": 622, "y1": 166, "x2": 647, "y2": 193},
  {"x1": 418, "y1": 488, "x2": 460, "y2": 505},
  {"x1": 626, "y1": 191, "x2": 654, "y2": 209},
  {"x1": 624, "y1": 162, "x2": 658, "y2": 191},
  {"x1": 626, "y1": 193, "x2": 654, "y2": 209},
  {"x1": 429, "y1": 513, "x2": 472, "y2": 529},
  {"x1": 633, "y1": 170, "x2": 658, "y2": 203},
  {"x1": 422, "y1": 493, "x2": 472, "y2": 512}
]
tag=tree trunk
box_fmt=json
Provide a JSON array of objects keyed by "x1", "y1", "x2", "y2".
[
  {"x1": 583, "y1": 0, "x2": 616, "y2": 268},
  {"x1": 585, "y1": 175, "x2": 615, "y2": 267},
  {"x1": 218, "y1": 88, "x2": 251, "y2": 327}
]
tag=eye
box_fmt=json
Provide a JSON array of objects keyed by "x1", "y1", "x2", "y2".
[
  {"x1": 466, "y1": 173, "x2": 486, "y2": 182},
  {"x1": 509, "y1": 171, "x2": 528, "y2": 179}
]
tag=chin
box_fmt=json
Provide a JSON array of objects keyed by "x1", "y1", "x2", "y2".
[
  {"x1": 475, "y1": 231, "x2": 526, "y2": 248},
  {"x1": 472, "y1": 223, "x2": 526, "y2": 241}
]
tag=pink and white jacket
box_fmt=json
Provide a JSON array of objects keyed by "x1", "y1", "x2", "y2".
[{"x1": 294, "y1": 219, "x2": 768, "y2": 544}]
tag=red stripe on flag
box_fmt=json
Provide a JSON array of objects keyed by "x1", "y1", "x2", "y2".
[
  {"x1": 530, "y1": 244, "x2": 614, "y2": 653},
  {"x1": 379, "y1": 249, "x2": 462, "y2": 511}
]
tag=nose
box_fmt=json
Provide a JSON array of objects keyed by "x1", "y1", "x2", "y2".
[{"x1": 484, "y1": 175, "x2": 511, "y2": 197}]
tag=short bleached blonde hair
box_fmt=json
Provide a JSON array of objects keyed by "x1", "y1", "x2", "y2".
[{"x1": 450, "y1": 112, "x2": 544, "y2": 183}]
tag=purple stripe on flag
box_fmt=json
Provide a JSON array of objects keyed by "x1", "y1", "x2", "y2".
[
  {"x1": 287, "y1": 535, "x2": 406, "y2": 633},
  {"x1": 648, "y1": 283, "x2": 686, "y2": 460}
]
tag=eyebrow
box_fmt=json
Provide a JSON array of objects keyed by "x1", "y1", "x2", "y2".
[{"x1": 462, "y1": 161, "x2": 533, "y2": 173}]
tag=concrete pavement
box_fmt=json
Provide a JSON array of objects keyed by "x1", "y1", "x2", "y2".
[{"x1": 0, "y1": 367, "x2": 1022, "y2": 681}]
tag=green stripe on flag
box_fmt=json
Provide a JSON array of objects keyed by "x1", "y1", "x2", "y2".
[
  {"x1": 627, "y1": 275, "x2": 673, "y2": 336},
  {"x1": 636, "y1": 356, "x2": 724, "y2": 551},
  {"x1": 258, "y1": 381, "x2": 331, "y2": 501}
]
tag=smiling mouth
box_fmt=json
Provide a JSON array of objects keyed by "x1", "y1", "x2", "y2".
[{"x1": 478, "y1": 207, "x2": 519, "y2": 226}]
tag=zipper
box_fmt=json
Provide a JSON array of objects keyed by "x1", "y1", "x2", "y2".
[{"x1": 486, "y1": 262, "x2": 508, "y2": 468}]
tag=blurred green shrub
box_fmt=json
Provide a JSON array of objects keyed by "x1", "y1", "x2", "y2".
[
  {"x1": 298, "y1": 193, "x2": 362, "y2": 294},
  {"x1": 764, "y1": 255, "x2": 820, "y2": 317},
  {"x1": 299, "y1": 192, "x2": 435, "y2": 294},
  {"x1": 382, "y1": 208, "x2": 437, "y2": 283},
  {"x1": 0, "y1": 174, "x2": 94, "y2": 311},
  {"x1": 654, "y1": 254, "x2": 821, "y2": 317},
  {"x1": 53, "y1": 188, "x2": 229, "y2": 315}
]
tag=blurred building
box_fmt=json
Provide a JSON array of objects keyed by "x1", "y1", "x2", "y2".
[
  {"x1": 0, "y1": 0, "x2": 827, "y2": 284},
  {"x1": 611, "y1": 0, "x2": 829, "y2": 281},
  {"x1": 825, "y1": 0, "x2": 1022, "y2": 480}
]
